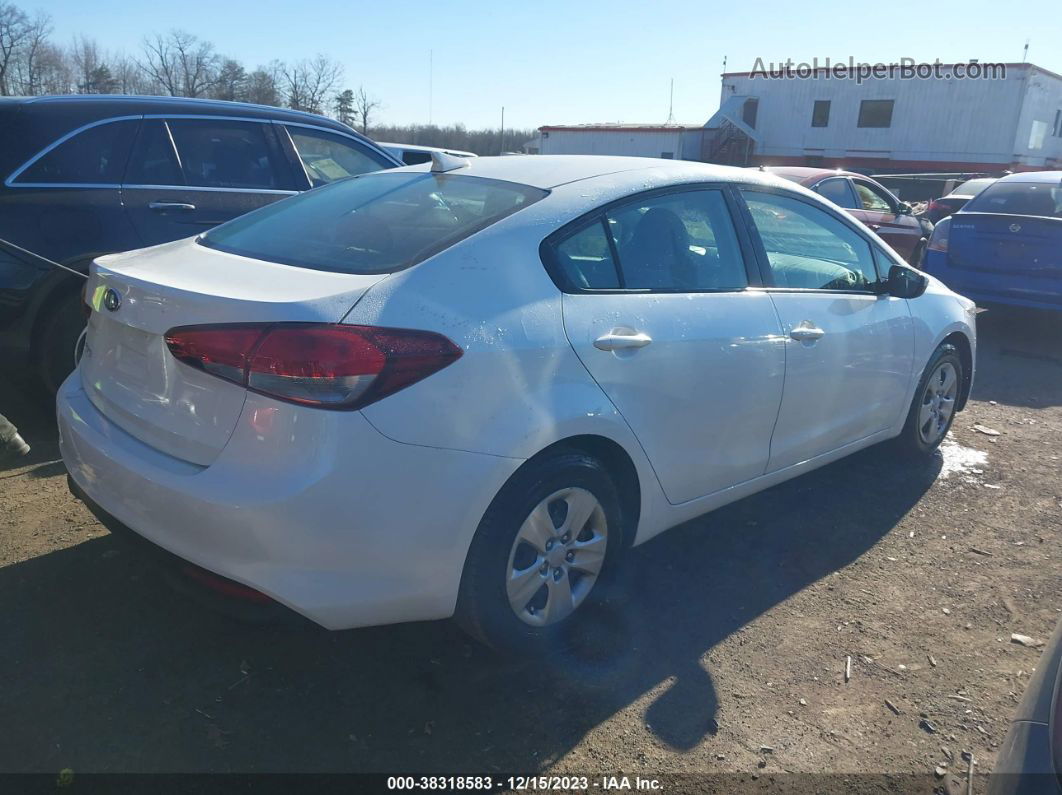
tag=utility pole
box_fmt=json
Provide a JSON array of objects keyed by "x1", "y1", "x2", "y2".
[
  {"x1": 500, "y1": 106, "x2": 505, "y2": 154},
  {"x1": 1022, "y1": 39, "x2": 1029, "y2": 63},
  {"x1": 666, "y1": 78, "x2": 674, "y2": 124},
  {"x1": 428, "y1": 49, "x2": 433, "y2": 125}
]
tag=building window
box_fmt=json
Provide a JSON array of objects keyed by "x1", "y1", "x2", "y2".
[
  {"x1": 660, "y1": 152, "x2": 674, "y2": 159},
  {"x1": 857, "y1": 100, "x2": 894, "y2": 128},
  {"x1": 1054, "y1": 109, "x2": 1062, "y2": 137},
  {"x1": 811, "y1": 100, "x2": 830, "y2": 128},
  {"x1": 742, "y1": 98, "x2": 759, "y2": 129}
]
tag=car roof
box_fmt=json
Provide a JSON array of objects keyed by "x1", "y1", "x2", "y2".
[
  {"x1": 396, "y1": 155, "x2": 768, "y2": 190},
  {"x1": 759, "y1": 166, "x2": 867, "y2": 184},
  {"x1": 3, "y1": 94, "x2": 356, "y2": 128},
  {"x1": 0, "y1": 95, "x2": 397, "y2": 181},
  {"x1": 995, "y1": 170, "x2": 1062, "y2": 184}
]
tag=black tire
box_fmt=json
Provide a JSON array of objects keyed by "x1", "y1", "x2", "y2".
[
  {"x1": 455, "y1": 450, "x2": 629, "y2": 655},
  {"x1": 893, "y1": 343, "x2": 963, "y2": 458},
  {"x1": 37, "y1": 291, "x2": 87, "y2": 394}
]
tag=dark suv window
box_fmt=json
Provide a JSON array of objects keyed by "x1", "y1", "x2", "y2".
[
  {"x1": 167, "y1": 119, "x2": 279, "y2": 190},
  {"x1": 287, "y1": 126, "x2": 392, "y2": 187},
  {"x1": 124, "y1": 120, "x2": 183, "y2": 185},
  {"x1": 15, "y1": 119, "x2": 137, "y2": 185}
]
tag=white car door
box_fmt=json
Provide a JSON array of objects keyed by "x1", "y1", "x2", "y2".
[
  {"x1": 737, "y1": 188, "x2": 915, "y2": 472},
  {"x1": 550, "y1": 186, "x2": 786, "y2": 505}
]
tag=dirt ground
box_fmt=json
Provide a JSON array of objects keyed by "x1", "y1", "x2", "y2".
[{"x1": 0, "y1": 305, "x2": 1059, "y2": 786}]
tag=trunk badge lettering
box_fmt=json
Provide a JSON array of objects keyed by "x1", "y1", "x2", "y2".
[
  {"x1": 1009, "y1": 223, "x2": 1022, "y2": 233},
  {"x1": 103, "y1": 288, "x2": 122, "y2": 312}
]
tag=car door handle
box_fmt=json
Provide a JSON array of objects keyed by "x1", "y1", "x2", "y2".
[
  {"x1": 869, "y1": 223, "x2": 881, "y2": 230},
  {"x1": 594, "y1": 330, "x2": 653, "y2": 351},
  {"x1": 789, "y1": 324, "x2": 825, "y2": 342},
  {"x1": 148, "y1": 201, "x2": 196, "y2": 212}
]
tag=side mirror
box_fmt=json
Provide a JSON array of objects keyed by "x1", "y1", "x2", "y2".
[
  {"x1": 886, "y1": 264, "x2": 928, "y2": 299},
  {"x1": 897, "y1": 201, "x2": 913, "y2": 215}
]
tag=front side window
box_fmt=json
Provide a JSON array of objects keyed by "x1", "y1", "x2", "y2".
[
  {"x1": 200, "y1": 172, "x2": 546, "y2": 274},
  {"x1": 167, "y1": 119, "x2": 278, "y2": 190},
  {"x1": 813, "y1": 178, "x2": 858, "y2": 209},
  {"x1": 742, "y1": 190, "x2": 878, "y2": 291},
  {"x1": 857, "y1": 99, "x2": 894, "y2": 128},
  {"x1": 604, "y1": 189, "x2": 747, "y2": 291},
  {"x1": 853, "y1": 181, "x2": 894, "y2": 212},
  {"x1": 15, "y1": 119, "x2": 137, "y2": 185},
  {"x1": 287, "y1": 127, "x2": 392, "y2": 187}
]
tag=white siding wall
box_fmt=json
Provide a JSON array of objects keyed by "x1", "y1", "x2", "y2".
[
  {"x1": 1011, "y1": 68, "x2": 1062, "y2": 165},
  {"x1": 721, "y1": 66, "x2": 1061, "y2": 166},
  {"x1": 539, "y1": 129, "x2": 687, "y2": 159}
]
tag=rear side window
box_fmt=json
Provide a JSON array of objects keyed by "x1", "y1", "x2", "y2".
[
  {"x1": 124, "y1": 120, "x2": 183, "y2": 185},
  {"x1": 742, "y1": 190, "x2": 878, "y2": 290},
  {"x1": 15, "y1": 119, "x2": 137, "y2": 185},
  {"x1": 554, "y1": 222, "x2": 620, "y2": 289},
  {"x1": 168, "y1": 119, "x2": 278, "y2": 190},
  {"x1": 199, "y1": 172, "x2": 547, "y2": 274},
  {"x1": 606, "y1": 190, "x2": 747, "y2": 290},
  {"x1": 813, "y1": 178, "x2": 858, "y2": 209},
  {"x1": 287, "y1": 126, "x2": 391, "y2": 187},
  {"x1": 964, "y1": 182, "x2": 1062, "y2": 218}
]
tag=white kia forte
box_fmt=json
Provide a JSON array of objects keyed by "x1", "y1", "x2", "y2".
[{"x1": 59, "y1": 155, "x2": 976, "y2": 651}]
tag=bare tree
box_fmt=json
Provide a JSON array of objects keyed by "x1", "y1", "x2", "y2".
[
  {"x1": 350, "y1": 85, "x2": 380, "y2": 134},
  {"x1": 140, "y1": 29, "x2": 218, "y2": 97},
  {"x1": 246, "y1": 60, "x2": 282, "y2": 106},
  {"x1": 0, "y1": 1, "x2": 31, "y2": 95},
  {"x1": 282, "y1": 54, "x2": 341, "y2": 114},
  {"x1": 8, "y1": 9, "x2": 51, "y2": 94}
]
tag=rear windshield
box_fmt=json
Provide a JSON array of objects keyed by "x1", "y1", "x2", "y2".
[
  {"x1": 953, "y1": 178, "x2": 994, "y2": 197},
  {"x1": 964, "y1": 182, "x2": 1062, "y2": 218},
  {"x1": 198, "y1": 172, "x2": 547, "y2": 274}
]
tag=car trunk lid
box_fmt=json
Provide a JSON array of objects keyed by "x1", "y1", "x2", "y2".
[
  {"x1": 948, "y1": 213, "x2": 1062, "y2": 276},
  {"x1": 80, "y1": 238, "x2": 386, "y2": 465}
]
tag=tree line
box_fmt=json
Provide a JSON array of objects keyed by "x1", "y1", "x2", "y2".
[{"x1": 0, "y1": 1, "x2": 535, "y2": 154}]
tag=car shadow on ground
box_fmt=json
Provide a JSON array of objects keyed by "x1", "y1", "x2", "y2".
[
  {"x1": 972, "y1": 305, "x2": 1062, "y2": 408},
  {"x1": 0, "y1": 416, "x2": 940, "y2": 773}
]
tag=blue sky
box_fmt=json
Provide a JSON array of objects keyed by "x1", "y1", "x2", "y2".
[{"x1": 32, "y1": 0, "x2": 1061, "y2": 130}]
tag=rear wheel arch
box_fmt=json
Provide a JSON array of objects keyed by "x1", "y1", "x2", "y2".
[{"x1": 534, "y1": 435, "x2": 642, "y2": 546}]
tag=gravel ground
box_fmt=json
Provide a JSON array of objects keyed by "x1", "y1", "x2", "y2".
[{"x1": 0, "y1": 305, "x2": 1058, "y2": 786}]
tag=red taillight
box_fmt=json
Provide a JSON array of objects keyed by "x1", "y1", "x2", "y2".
[{"x1": 164, "y1": 323, "x2": 462, "y2": 409}]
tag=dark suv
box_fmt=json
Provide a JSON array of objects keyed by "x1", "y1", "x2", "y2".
[{"x1": 0, "y1": 95, "x2": 400, "y2": 391}]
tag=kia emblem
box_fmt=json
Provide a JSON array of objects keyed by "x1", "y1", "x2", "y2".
[
  {"x1": 103, "y1": 288, "x2": 122, "y2": 312},
  {"x1": 1009, "y1": 223, "x2": 1022, "y2": 233}
]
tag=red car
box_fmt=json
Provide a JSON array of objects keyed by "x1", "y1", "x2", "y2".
[{"x1": 760, "y1": 167, "x2": 933, "y2": 266}]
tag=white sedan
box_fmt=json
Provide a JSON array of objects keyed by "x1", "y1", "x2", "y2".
[{"x1": 59, "y1": 155, "x2": 976, "y2": 652}]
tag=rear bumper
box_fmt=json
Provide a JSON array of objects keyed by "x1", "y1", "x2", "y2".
[
  {"x1": 58, "y1": 372, "x2": 522, "y2": 630},
  {"x1": 924, "y1": 251, "x2": 1062, "y2": 311}
]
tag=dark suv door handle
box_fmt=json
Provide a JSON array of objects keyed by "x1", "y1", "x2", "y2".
[
  {"x1": 148, "y1": 201, "x2": 196, "y2": 212},
  {"x1": 869, "y1": 223, "x2": 881, "y2": 230}
]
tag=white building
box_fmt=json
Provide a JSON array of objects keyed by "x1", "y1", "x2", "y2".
[
  {"x1": 712, "y1": 61, "x2": 1062, "y2": 172},
  {"x1": 535, "y1": 124, "x2": 704, "y2": 161},
  {"x1": 536, "y1": 63, "x2": 1062, "y2": 174}
]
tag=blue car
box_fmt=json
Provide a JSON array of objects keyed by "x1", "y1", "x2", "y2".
[{"x1": 923, "y1": 171, "x2": 1062, "y2": 311}]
